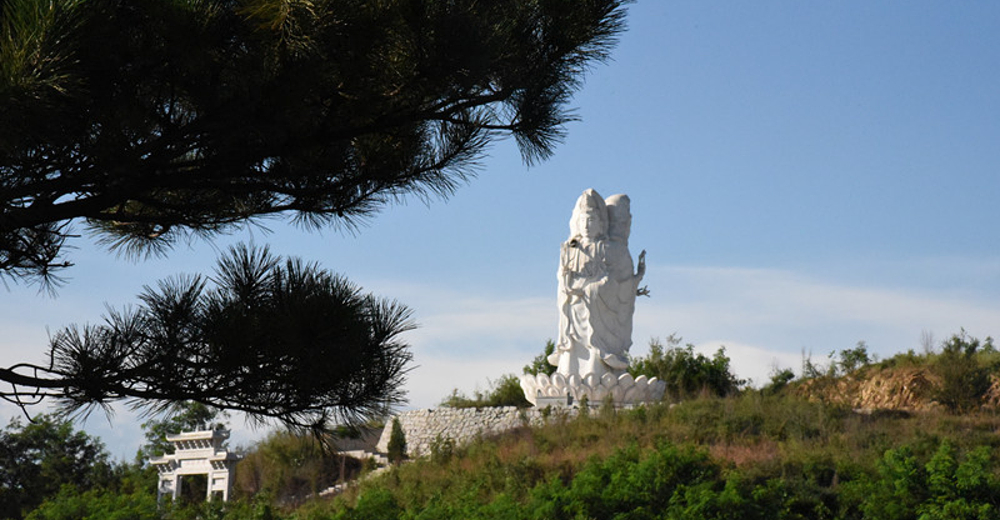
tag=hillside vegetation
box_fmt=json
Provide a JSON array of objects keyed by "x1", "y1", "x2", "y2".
[
  {"x1": 313, "y1": 332, "x2": 1000, "y2": 520},
  {"x1": 19, "y1": 332, "x2": 1000, "y2": 520}
]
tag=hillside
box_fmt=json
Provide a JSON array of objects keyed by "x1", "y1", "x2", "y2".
[
  {"x1": 316, "y1": 394, "x2": 1000, "y2": 520},
  {"x1": 20, "y1": 332, "x2": 1000, "y2": 520},
  {"x1": 305, "y1": 334, "x2": 1000, "y2": 520}
]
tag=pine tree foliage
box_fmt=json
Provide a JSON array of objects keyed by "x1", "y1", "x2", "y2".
[
  {"x1": 0, "y1": 244, "x2": 415, "y2": 433},
  {"x1": 0, "y1": 0, "x2": 630, "y2": 286}
]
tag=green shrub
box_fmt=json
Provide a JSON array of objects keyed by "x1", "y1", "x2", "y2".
[
  {"x1": 934, "y1": 332, "x2": 994, "y2": 412},
  {"x1": 525, "y1": 442, "x2": 791, "y2": 520},
  {"x1": 429, "y1": 435, "x2": 456, "y2": 465},
  {"x1": 523, "y1": 340, "x2": 557, "y2": 377},
  {"x1": 25, "y1": 487, "x2": 158, "y2": 520},
  {"x1": 335, "y1": 489, "x2": 401, "y2": 520},
  {"x1": 845, "y1": 446, "x2": 926, "y2": 520},
  {"x1": 838, "y1": 341, "x2": 872, "y2": 374},
  {"x1": 235, "y1": 430, "x2": 352, "y2": 503},
  {"x1": 762, "y1": 368, "x2": 795, "y2": 396},
  {"x1": 841, "y1": 441, "x2": 1000, "y2": 520},
  {"x1": 440, "y1": 374, "x2": 530, "y2": 408},
  {"x1": 629, "y1": 335, "x2": 745, "y2": 400},
  {"x1": 876, "y1": 349, "x2": 929, "y2": 370}
]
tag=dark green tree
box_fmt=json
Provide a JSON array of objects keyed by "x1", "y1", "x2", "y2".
[
  {"x1": 0, "y1": 0, "x2": 629, "y2": 286},
  {"x1": 0, "y1": 244, "x2": 414, "y2": 434},
  {"x1": 523, "y1": 340, "x2": 557, "y2": 377},
  {"x1": 0, "y1": 415, "x2": 112, "y2": 520},
  {"x1": 387, "y1": 417, "x2": 406, "y2": 465},
  {"x1": 838, "y1": 341, "x2": 872, "y2": 374}
]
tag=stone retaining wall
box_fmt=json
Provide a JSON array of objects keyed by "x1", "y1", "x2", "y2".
[{"x1": 376, "y1": 407, "x2": 578, "y2": 457}]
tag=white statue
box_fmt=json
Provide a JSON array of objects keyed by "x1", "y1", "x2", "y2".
[
  {"x1": 549, "y1": 189, "x2": 617, "y2": 379},
  {"x1": 522, "y1": 189, "x2": 664, "y2": 406},
  {"x1": 603, "y1": 194, "x2": 646, "y2": 366}
]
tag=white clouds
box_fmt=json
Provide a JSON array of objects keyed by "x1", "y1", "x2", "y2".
[
  {"x1": 402, "y1": 262, "x2": 999, "y2": 407},
  {"x1": 644, "y1": 267, "x2": 1000, "y2": 327},
  {"x1": 630, "y1": 264, "x2": 998, "y2": 375},
  {"x1": 689, "y1": 341, "x2": 802, "y2": 388},
  {"x1": 399, "y1": 295, "x2": 553, "y2": 408},
  {"x1": 408, "y1": 297, "x2": 552, "y2": 355}
]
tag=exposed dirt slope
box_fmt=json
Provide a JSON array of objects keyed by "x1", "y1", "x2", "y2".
[{"x1": 794, "y1": 366, "x2": 1000, "y2": 412}]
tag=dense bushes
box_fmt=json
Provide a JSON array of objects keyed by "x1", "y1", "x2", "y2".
[
  {"x1": 235, "y1": 430, "x2": 359, "y2": 504},
  {"x1": 330, "y1": 441, "x2": 794, "y2": 520},
  {"x1": 332, "y1": 437, "x2": 1000, "y2": 520},
  {"x1": 933, "y1": 332, "x2": 997, "y2": 412},
  {"x1": 523, "y1": 442, "x2": 786, "y2": 520},
  {"x1": 24, "y1": 487, "x2": 158, "y2": 520},
  {"x1": 31, "y1": 419, "x2": 1000, "y2": 520},
  {"x1": 629, "y1": 335, "x2": 745, "y2": 399},
  {"x1": 841, "y1": 442, "x2": 1000, "y2": 520},
  {"x1": 440, "y1": 374, "x2": 531, "y2": 408}
]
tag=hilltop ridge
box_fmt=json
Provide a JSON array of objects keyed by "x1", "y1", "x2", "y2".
[{"x1": 794, "y1": 332, "x2": 998, "y2": 413}]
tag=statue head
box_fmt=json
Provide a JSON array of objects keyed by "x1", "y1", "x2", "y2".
[
  {"x1": 605, "y1": 194, "x2": 631, "y2": 241},
  {"x1": 570, "y1": 189, "x2": 608, "y2": 242}
]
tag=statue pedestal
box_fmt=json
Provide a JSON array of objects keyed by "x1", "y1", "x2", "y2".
[
  {"x1": 520, "y1": 371, "x2": 665, "y2": 407},
  {"x1": 535, "y1": 393, "x2": 574, "y2": 408}
]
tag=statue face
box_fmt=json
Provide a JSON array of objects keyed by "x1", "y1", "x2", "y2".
[{"x1": 577, "y1": 211, "x2": 604, "y2": 240}]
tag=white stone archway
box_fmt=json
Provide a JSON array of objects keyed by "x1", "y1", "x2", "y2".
[{"x1": 150, "y1": 429, "x2": 239, "y2": 502}]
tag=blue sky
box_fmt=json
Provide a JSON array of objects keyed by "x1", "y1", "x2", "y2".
[{"x1": 2, "y1": 2, "x2": 999, "y2": 459}]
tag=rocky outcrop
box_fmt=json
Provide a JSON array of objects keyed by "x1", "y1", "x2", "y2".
[{"x1": 796, "y1": 367, "x2": 942, "y2": 412}]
